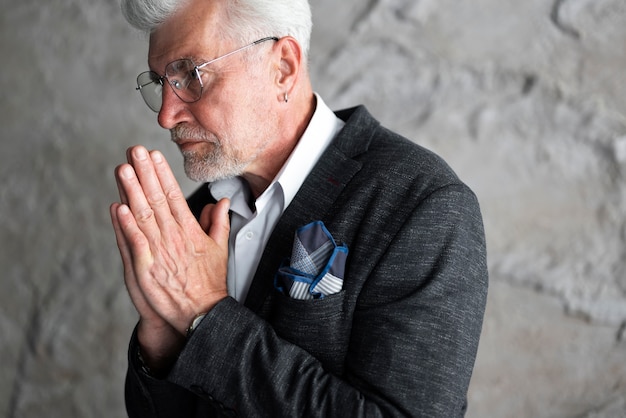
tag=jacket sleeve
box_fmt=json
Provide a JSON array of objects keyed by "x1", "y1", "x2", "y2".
[{"x1": 148, "y1": 182, "x2": 489, "y2": 417}]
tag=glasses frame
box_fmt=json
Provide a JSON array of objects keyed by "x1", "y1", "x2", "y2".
[{"x1": 136, "y1": 36, "x2": 279, "y2": 112}]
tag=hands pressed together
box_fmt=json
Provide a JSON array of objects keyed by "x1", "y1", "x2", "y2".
[{"x1": 110, "y1": 145, "x2": 230, "y2": 370}]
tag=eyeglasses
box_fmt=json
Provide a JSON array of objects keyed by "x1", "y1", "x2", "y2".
[{"x1": 136, "y1": 36, "x2": 279, "y2": 112}]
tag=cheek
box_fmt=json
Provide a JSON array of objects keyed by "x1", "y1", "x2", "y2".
[{"x1": 197, "y1": 72, "x2": 277, "y2": 153}]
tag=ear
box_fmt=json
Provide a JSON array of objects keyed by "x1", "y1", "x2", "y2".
[{"x1": 273, "y1": 37, "x2": 303, "y2": 101}]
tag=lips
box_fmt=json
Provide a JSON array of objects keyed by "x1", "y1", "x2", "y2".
[
  {"x1": 175, "y1": 140, "x2": 221, "y2": 156},
  {"x1": 176, "y1": 140, "x2": 203, "y2": 150}
]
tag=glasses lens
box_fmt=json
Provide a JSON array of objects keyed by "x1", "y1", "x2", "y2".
[
  {"x1": 165, "y1": 59, "x2": 202, "y2": 103},
  {"x1": 137, "y1": 71, "x2": 163, "y2": 112}
]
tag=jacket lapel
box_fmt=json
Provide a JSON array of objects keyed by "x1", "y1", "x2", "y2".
[{"x1": 244, "y1": 106, "x2": 379, "y2": 313}]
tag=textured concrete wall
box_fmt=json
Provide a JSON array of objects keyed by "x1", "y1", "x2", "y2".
[{"x1": 2, "y1": 0, "x2": 626, "y2": 417}]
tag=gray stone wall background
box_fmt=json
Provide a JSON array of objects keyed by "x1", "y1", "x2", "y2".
[{"x1": 2, "y1": 0, "x2": 625, "y2": 416}]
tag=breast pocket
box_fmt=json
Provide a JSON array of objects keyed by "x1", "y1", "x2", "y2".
[{"x1": 269, "y1": 289, "x2": 350, "y2": 375}]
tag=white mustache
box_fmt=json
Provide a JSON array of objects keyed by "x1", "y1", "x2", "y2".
[{"x1": 170, "y1": 125, "x2": 216, "y2": 143}]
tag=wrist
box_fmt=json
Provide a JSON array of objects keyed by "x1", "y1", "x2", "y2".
[{"x1": 136, "y1": 319, "x2": 185, "y2": 374}]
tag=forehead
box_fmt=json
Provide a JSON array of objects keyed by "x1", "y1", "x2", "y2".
[{"x1": 147, "y1": 0, "x2": 225, "y2": 68}]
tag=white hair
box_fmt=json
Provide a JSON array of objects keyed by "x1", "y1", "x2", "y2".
[{"x1": 120, "y1": 0, "x2": 312, "y2": 57}]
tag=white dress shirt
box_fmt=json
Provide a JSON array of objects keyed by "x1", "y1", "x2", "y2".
[{"x1": 208, "y1": 94, "x2": 345, "y2": 302}]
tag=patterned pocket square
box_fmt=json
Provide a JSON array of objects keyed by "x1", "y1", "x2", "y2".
[{"x1": 274, "y1": 221, "x2": 348, "y2": 300}]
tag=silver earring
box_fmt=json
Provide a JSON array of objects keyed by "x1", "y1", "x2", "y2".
[{"x1": 284, "y1": 93, "x2": 289, "y2": 103}]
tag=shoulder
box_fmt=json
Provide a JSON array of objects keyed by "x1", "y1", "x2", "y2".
[{"x1": 334, "y1": 105, "x2": 468, "y2": 200}]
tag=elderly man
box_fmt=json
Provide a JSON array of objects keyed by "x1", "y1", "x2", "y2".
[{"x1": 110, "y1": 0, "x2": 489, "y2": 416}]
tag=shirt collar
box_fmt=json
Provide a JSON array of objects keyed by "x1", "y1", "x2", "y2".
[
  {"x1": 273, "y1": 93, "x2": 345, "y2": 208},
  {"x1": 209, "y1": 176, "x2": 254, "y2": 218}
]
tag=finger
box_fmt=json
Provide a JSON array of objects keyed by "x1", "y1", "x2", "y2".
[
  {"x1": 110, "y1": 202, "x2": 133, "y2": 271},
  {"x1": 128, "y1": 146, "x2": 177, "y2": 228},
  {"x1": 114, "y1": 167, "x2": 129, "y2": 205},
  {"x1": 111, "y1": 203, "x2": 159, "y2": 318},
  {"x1": 115, "y1": 162, "x2": 160, "y2": 237},
  {"x1": 113, "y1": 147, "x2": 136, "y2": 204},
  {"x1": 112, "y1": 203, "x2": 160, "y2": 315},
  {"x1": 112, "y1": 202, "x2": 153, "y2": 267},
  {"x1": 149, "y1": 150, "x2": 194, "y2": 225}
]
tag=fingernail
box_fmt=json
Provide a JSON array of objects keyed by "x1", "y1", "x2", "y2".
[
  {"x1": 121, "y1": 165, "x2": 134, "y2": 179},
  {"x1": 134, "y1": 146, "x2": 148, "y2": 160},
  {"x1": 151, "y1": 151, "x2": 163, "y2": 163},
  {"x1": 119, "y1": 204, "x2": 130, "y2": 215}
]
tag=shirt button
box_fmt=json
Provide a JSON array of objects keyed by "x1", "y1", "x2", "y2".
[{"x1": 245, "y1": 231, "x2": 254, "y2": 240}]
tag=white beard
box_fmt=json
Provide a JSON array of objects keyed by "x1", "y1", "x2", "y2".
[
  {"x1": 180, "y1": 146, "x2": 248, "y2": 183},
  {"x1": 171, "y1": 125, "x2": 248, "y2": 182}
]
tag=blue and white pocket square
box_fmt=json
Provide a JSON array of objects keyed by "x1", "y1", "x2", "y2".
[{"x1": 275, "y1": 221, "x2": 348, "y2": 300}]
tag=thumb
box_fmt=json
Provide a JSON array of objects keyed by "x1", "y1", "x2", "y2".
[
  {"x1": 207, "y1": 198, "x2": 230, "y2": 246},
  {"x1": 199, "y1": 203, "x2": 213, "y2": 234}
]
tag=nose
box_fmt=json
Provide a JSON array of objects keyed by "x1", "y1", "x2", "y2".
[{"x1": 157, "y1": 83, "x2": 193, "y2": 129}]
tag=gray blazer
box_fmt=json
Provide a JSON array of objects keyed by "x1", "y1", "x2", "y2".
[{"x1": 125, "y1": 105, "x2": 489, "y2": 417}]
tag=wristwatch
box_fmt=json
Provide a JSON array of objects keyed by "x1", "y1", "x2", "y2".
[{"x1": 186, "y1": 313, "x2": 207, "y2": 338}]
